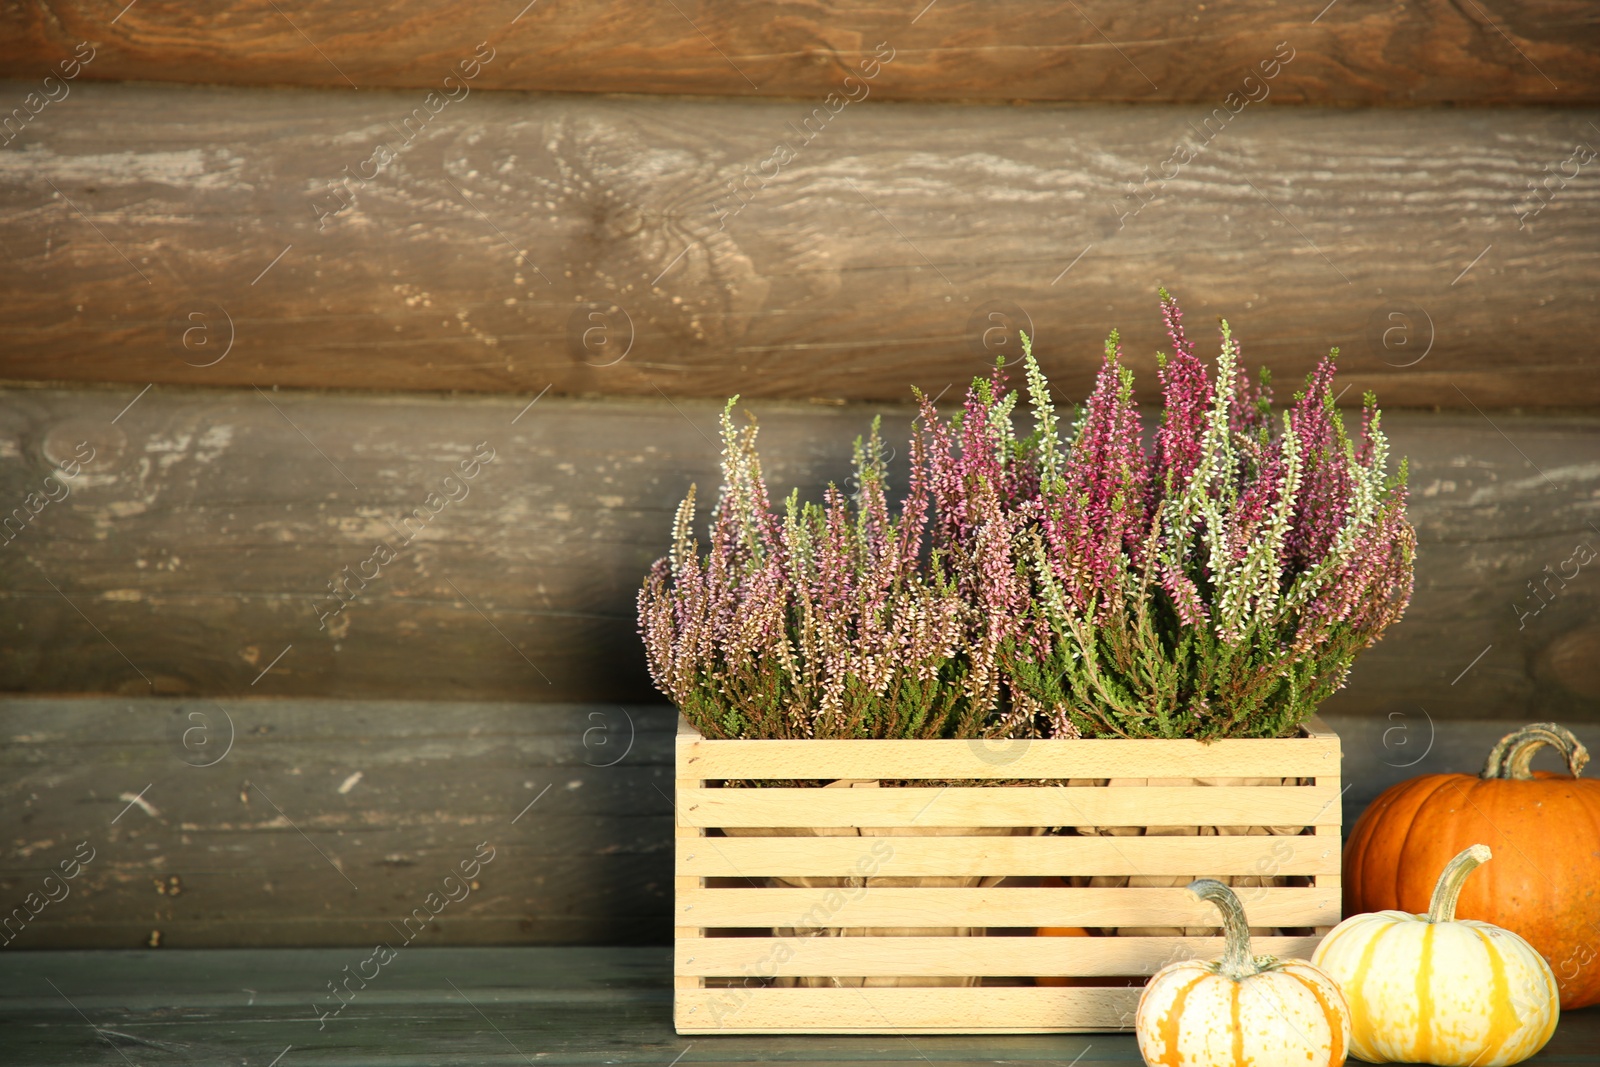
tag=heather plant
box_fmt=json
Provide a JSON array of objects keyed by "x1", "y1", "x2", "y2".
[
  {"x1": 637, "y1": 399, "x2": 987, "y2": 740},
  {"x1": 950, "y1": 291, "x2": 1415, "y2": 739},
  {"x1": 640, "y1": 292, "x2": 1415, "y2": 742}
]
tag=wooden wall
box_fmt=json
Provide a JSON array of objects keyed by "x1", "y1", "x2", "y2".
[
  {"x1": 3, "y1": 0, "x2": 1599, "y2": 950},
  {"x1": 1, "y1": 700, "x2": 678, "y2": 948},
  {"x1": 1, "y1": 84, "x2": 1598, "y2": 407},
  {"x1": 3, "y1": 0, "x2": 1598, "y2": 104},
  {"x1": 2, "y1": 387, "x2": 1597, "y2": 719}
]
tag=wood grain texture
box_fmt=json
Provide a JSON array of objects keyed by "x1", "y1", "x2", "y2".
[
  {"x1": 678, "y1": 785, "x2": 1342, "y2": 828},
  {"x1": 676, "y1": 935, "x2": 1326, "y2": 977},
  {"x1": 6, "y1": 947, "x2": 1599, "y2": 1062},
  {"x1": 2, "y1": 700, "x2": 1592, "y2": 951},
  {"x1": 2, "y1": 388, "x2": 1597, "y2": 719},
  {"x1": 2, "y1": 82, "x2": 1598, "y2": 408},
  {"x1": 2, "y1": 1, "x2": 1598, "y2": 104},
  {"x1": 0, "y1": 700, "x2": 677, "y2": 948},
  {"x1": 679, "y1": 723, "x2": 1340, "y2": 780},
  {"x1": 675, "y1": 985, "x2": 1142, "y2": 1033},
  {"x1": 677, "y1": 836, "x2": 1340, "y2": 879}
]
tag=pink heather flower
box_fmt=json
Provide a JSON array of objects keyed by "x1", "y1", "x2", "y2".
[
  {"x1": 642, "y1": 290, "x2": 1414, "y2": 742},
  {"x1": 1154, "y1": 288, "x2": 1213, "y2": 495}
]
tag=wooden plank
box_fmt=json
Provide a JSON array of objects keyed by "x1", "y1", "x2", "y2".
[
  {"x1": 676, "y1": 985, "x2": 1141, "y2": 1033},
  {"x1": 3, "y1": 383, "x2": 1600, "y2": 716},
  {"x1": 1, "y1": 84, "x2": 1598, "y2": 409},
  {"x1": 677, "y1": 834, "x2": 1339, "y2": 879},
  {"x1": 677, "y1": 935, "x2": 1323, "y2": 977},
  {"x1": 674, "y1": 744, "x2": 706, "y2": 1001},
  {"x1": 678, "y1": 785, "x2": 1343, "y2": 828},
  {"x1": 1, "y1": 388, "x2": 1596, "y2": 720},
  {"x1": 0, "y1": 946, "x2": 1116, "y2": 1059},
  {"x1": 0, "y1": 698, "x2": 677, "y2": 949},
  {"x1": 1303, "y1": 715, "x2": 1336, "y2": 739},
  {"x1": 680, "y1": 733, "x2": 1339, "y2": 780},
  {"x1": 676, "y1": 886, "x2": 1338, "y2": 929},
  {"x1": 3, "y1": 2, "x2": 1597, "y2": 104}
]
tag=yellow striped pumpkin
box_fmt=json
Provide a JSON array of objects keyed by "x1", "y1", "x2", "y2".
[
  {"x1": 1135, "y1": 879, "x2": 1350, "y2": 1067},
  {"x1": 1313, "y1": 844, "x2": 1559, "y2": 1066}
]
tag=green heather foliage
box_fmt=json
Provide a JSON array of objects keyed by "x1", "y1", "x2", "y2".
[{"x1": 639, "y1": 292, "x2": 1415, "y2": 740}]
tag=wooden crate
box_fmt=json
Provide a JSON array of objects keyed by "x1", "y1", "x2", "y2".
[{"x1": 674, "y1": 715, "x2": 1342, "y2": 1034}]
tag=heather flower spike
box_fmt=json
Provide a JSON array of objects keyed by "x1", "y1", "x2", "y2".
[
  {"x1": 640, "y1": 291, "x2": 1413, "y2": 741},
  {"x1": 638, "y1": 400, "x2": 977, "y2": 740}
]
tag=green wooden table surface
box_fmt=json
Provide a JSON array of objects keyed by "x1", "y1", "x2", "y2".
[{"x1": 2, "y1": 947, "x2": 1597, "y2": 1066}]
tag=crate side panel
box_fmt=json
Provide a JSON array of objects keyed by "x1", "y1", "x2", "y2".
[
  {"x1": 680, "y1": 735, "x2": 1339, "y2": 781},
  {"x1": 679, "y1": 784, "x2": 1343, "y2": 828},
  {"x1": 676, "y1": 934, "x2": 1324, "y2": 977},
  {"x1": 674, "y1": 985, "x2": 1141, "y2": 1033},
  {"x1": 677, "y1": 833, "x2": 1340, "y2": 878}
]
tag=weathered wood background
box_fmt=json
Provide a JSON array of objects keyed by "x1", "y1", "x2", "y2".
[
  {"x1": 3, "y1": 0, "x2": 1598, "y2": 104},
  {"x1": 0, "y1": 84, "x2": 1597, "y2": 407},
  {"x1": 2, "y1": 388, "x2": 1596, "y2": 715},
  {"x1": 2, "y1": 0, "x2": 1599, "y2": 952},
  {"x1": 1, "y1": 701, "x2": 677, "y2": 948},
  {"x1": 2, "y1": 698, "x2": 1590, "y2": 950}
]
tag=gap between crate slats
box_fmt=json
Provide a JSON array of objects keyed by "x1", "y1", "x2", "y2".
[{"x1": 677, "y1": 886, "x2": 1337, "y2": 928}]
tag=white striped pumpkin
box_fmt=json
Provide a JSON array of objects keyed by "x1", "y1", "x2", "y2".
[
  {"x1": 1136, "y1": 879, "x2": 1350, "y2": 1067},
  {"x1": 1313, "y1": 844, "x2": 1559, "y2": 1066}
]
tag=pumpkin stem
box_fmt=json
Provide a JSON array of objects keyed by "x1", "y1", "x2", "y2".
[
  {"x1": 1427, "y1": 844, "x2": 1492, "y2": 924},
  {"x1": 1188, "y1": 879, "x2": 1258, "y2": 979},
  {"x1": 1482, "y1": 722, "x2": 1588, "y2": 780}
]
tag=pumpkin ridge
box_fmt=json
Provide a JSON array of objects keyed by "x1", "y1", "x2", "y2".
[
  {"x1": 1230, "y1": 978, "x2": 1243, "y2": 1067},
  {"x1": 1414, "y1": 923, "x2": 1435, "y2": 1065},
  {"x1": 1345, "y1": 916, "x2": 1394, "y2": 1055},
  {"x1": 1571, "y1": 775, "x2": 1600, "y2": 1007},
  {"x1": 1156, "y1": 971, "x2": 1210, "y2": 1067},
  {"x1": 1473, "y1": 926, "x2": 1519, "y2": 1063},
  {"x1": 1347, "y1": 778, "x2": 1409, "y2": 909},
  {"x1": 1453, "y1": 776, "x2": 1567, "y2": 933},
  {"x1": 1344, "y1": 787, "x2": 1389, "y2": 917},
  {"x1": 1285, "y1": 966, "x2": 1345, "y2": 1067},
  {"x1": 1391, "y1": 775, "x2": 1460, "y2": 911},
  {"x1": 1539, "y1": 956, "x2": 1562, "y2": 1047},
  {"x1": 1312, "y1": 916, "x2": 1365, "y2": 972}
]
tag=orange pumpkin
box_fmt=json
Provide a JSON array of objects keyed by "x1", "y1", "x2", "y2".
[
  {"x1": 1344, "y1": 722, "x2": 1600, "y2": 1009},
  {"x1": 1036, "y1": 923, "x2": 1093, "y2": 986}
]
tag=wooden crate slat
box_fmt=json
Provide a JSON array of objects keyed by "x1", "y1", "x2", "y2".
[
  {"x1": 678, "y1": 886, "x2": 1338, "y2": 929},
  {"x1": 675, "y1": 755, "x2": 707, "y2": 994},
  {"x1": 675, "y1": 986, "x2": 1141, "y2": 1033},
  {"x1": 676, "y1": 935, "x2": 1323, "y2": 977},
  {"x1": 679, "y1": 784, "x2": 1342, "y2": 828},
  {"x1": 678, "y1": 833, "x2": 1340, "y2": 878},
  {"x1": 679, "y1": 734, "x2": 1338, "y2": 780},
  {"x1": 1302, "y1": 715, "x2": 1338, "y2": 740}
]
